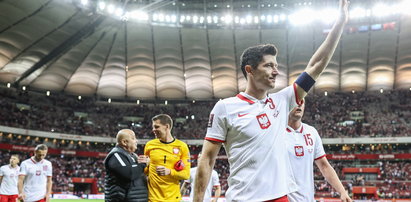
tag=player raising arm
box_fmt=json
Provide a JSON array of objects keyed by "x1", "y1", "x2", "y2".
[{"x1": 194, "y1": 0, "x2": 349, "y2": 201}]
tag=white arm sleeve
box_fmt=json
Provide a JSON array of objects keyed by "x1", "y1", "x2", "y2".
[{"x1": 205, "y1": 101, "x2": 228, "y2": 142}]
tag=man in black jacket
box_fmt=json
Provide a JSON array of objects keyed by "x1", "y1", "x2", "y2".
[{"x1": 104, "y1": 129, "x2": 149, "y2": 202}]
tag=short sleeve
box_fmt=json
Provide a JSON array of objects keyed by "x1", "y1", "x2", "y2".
[
  {"x1": 46, "y1": 162, "x2": 53, "y2": 177},
  {"x1": 211, "y1": 170, "x2": 220, "y2": 186},
  {"x1": 270, "y1": 84, "x2": 301, "y2": 113},
  {"x1": 313, "y1": 128, "x2": 326, "y2": 159},
  {"x1": 19, "y1": 162, "x2": 27, "y2": 176},
  {"x1": 205, "y1": 101, "x2": 228, "y2": 142}
]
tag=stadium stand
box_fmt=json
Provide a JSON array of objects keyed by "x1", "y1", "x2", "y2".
[{"x1": 1, "y1": 87, "x2": 410, "y2": 139}]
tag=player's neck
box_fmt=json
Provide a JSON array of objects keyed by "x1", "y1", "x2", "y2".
[
  {"x1": 160, "y1": 133, "x2": 174, "y2": 143},
  {"x1": 288, "y1": 120, "x2": 302, "y2": 130},
  {"x1": 32, "y1": 156, "x2": 42, "y2": 163},
  {"x1": 10, "y1": 164, "x2": 17, "y2": 168},
  {"x1": 244, "y1": 86, "x2": 267, "y2": 100}
]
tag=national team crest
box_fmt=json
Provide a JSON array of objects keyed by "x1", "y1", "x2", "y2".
[
  {"x1": 173, "y1": 148, "x2": 180, "y2": 154},
  {"x1": 295, "y1": 146, "x2": 304, "y2": 156},
  {"x1": 43, "y1": 165, "x2": 48, "y2": 171},
  {"x1": 256, "y1": 113, "x2": 271, "y2": 129}
]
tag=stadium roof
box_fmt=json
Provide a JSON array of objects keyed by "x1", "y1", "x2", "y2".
[{"x1": 0, "y1": 0, "x2": 410, "y2": 100}]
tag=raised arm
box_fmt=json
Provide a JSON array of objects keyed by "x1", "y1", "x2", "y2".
[
  {"x1": 193, "y1": 140, "x2": 222, "y2": 202},
  {"x1": 315, "y1": 157, "x2": 352, "y2": 202},
  {"x1": 295, "y1": 0, "x2": 349, "y2": 99}
]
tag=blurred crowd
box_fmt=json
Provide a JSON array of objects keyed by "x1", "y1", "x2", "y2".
[{"x1": 0, "y1": 87, "x2": 410, "y2": 139}]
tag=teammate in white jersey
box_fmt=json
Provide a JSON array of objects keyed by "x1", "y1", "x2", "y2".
[
  {"x1": 18, "y1": 144, "x2": 53, "y2": 202},
  {"x1": 194, "y1": 0, "x2": 349, "y2": 201},
  {"x1": 286, "y1": 102, "x2": 351, "y2": 202},
  {"x1": 181, "y1": 153, "x2": 221, "y2": 202},
  {"x1": 0, "y1": 155, "x2": 20, "y2": 202}
]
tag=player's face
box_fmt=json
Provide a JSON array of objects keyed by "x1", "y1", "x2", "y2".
[
  {"x1": 290, "y1": 103, "x2": 305, "y2": 120},
  {"x1": 126, "y1": 133, "x2": 138, "y2": 153},
  {"x1": 9, "y1": 156, "x2": 19, "y2": 167},
  {"x1": 34, "y1": 150, "x2": 48, "y2": 162},
  {"x1": 152, "y1": 120, "x2": 168, "y2": 140},
  {"x1": 252, "y1": 55, "x2": 279, "y2": 90}
]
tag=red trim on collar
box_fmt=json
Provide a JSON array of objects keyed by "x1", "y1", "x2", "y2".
[
  {"x1": 286, "y1": 128, "x2": 292, "y2": 132},
  {"x1": 299, "y1": 125, "x2": 304, "y2": 133},
  {"x1": 236, "y1": 94, "x2": 255, "y2": 104}
]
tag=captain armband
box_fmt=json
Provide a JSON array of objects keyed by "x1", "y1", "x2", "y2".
[{"x1": 295, "y1": 72, "x2": 315, "y2": 92}]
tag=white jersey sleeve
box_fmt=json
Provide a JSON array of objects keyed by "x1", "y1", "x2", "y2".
[
  {"x1": 272, "y1": 84, "x2": 302, "y2": 113},
  {"x1": 19, "y1": 161, "x2": 27, "y2": 176},
  {"x1": 313, "y1": 128, "x2": 326, "y2": 160},
  {"x1": 205, "y1": 100, "x2": 228, "y2": 142},
  {"x1": 211, "y1": 170, "x2": 220, "y2": 187},
  {"x1": 0, "y1": 166, "x2": 4, "y2": 176},
  {"x1": 46, "y1": 161, "x2": 52, "y2": 177}
]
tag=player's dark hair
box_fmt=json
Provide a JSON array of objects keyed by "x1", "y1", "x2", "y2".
[
  {"x1": 152, "y1": 114, "x2": 173, "y2": 129},
  {"x1": 240, "y1": 44, "x2": 278, "y2": 79},
  {"x1": 35, "y1": 144, "x2": 48, "y2": 151}
]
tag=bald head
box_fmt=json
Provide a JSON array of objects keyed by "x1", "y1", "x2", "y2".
[
  {"x1": 116, "y1": 129, "x2": 138, "y2": 153},
  {"x1": 116, "y1": 129, "x2": 134, "y2": 143}
]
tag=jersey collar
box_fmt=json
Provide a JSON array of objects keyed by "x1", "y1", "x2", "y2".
[
  {"x1": 8, "y1": 164, "x2": 18, "y2": 169},
  {"x1": 30, "y1": 157, "x2": 44, "y2": 164},
  {"x1": 236, "y1": 92, "x2": 268, "y2": 104},
  {"x1": 286, "y1": 125, "x2": 304, "y2": 133}
]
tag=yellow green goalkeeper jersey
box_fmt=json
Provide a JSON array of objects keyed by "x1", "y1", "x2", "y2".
[{"x1": 144, "y1": 138, "x2": 191, "y2": 202}]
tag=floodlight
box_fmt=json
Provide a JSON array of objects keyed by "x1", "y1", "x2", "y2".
[
  {"x1": 107, "y1": 4, "x2": 115, "y2": 14},
  {"x1": 246, "y1": 15, "x2": 252, "y2": 24},
  {"x1": 318, "y1": 8, "x2": 338, "y2": 24},
  {"x1": 289, "y1": 9, "x2": 315, "y2": 26},
  {"x1": 98, "y1": 2, "x2": 106, "y2": 10}
]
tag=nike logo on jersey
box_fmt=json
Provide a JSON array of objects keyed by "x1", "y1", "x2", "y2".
[{"x1": 237, "y1": 113, "x2": 250, "y2": 117}]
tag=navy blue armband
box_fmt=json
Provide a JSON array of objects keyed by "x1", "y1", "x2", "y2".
[{"x1": 295, "y1": 72, "x2": 315, "y2": 92}]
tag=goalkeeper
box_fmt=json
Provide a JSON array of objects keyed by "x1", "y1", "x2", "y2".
[{"x1": 144, "y1": 114, "x2": 191, "y2": 202}]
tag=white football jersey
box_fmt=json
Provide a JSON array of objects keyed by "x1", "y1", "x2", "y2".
[
  {"x1": 0, "y1": 165, "x2": 20, "y2": 195},
  {"x1": 206, "y1": 85, "x2": 300, "y2": 201},
  {"x1": 19, "y1": 158, "x2": 52, "y2": 202},
  {"x1": 186, "y1": 167, "x2": 220, "y2": 202},
  {"x1": 285, "y1": 123, "x2": 326, "y2": 202}
]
